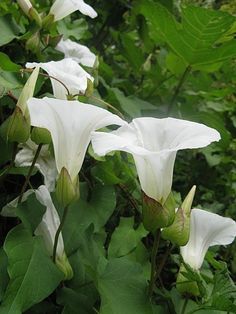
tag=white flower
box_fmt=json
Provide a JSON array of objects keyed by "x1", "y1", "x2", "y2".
[
  {"x1": 15, "y1": 140, "x2": 57, "y2": 192},
  {"x1": 27, "y1": 97, "x2": 126, "y2": 182},
  {"x1": 56, "y1": 38, "x2": 96, "y2": 67},
  {"x1": 26, "y1": 59, "x2": 93, "y2": 100},
  {"x1": 17, "y1": 0, "x2": 32, "y2": 15},
  {"x1": 91, "y1": 117, "x2": 220, "y2": 204},
  {"x1": 180, "y1": 208, "x2": 236, "y2": 270},
  {"x1": 49, "y1": 0, "x2": 97, "y2": 21},
  {"x1": 35, "y1": 185, "x2": 64, "y2": 258}
]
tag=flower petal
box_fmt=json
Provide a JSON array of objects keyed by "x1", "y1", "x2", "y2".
[
  {"x1": 180, "y1": 208, "x2": 236, "y2": 270},
  {"x1": 56, "y1": 38, "x2": 96, "y2": 67},
  {"x1": 28, "y1": 97, "x2": 126, "y2": 181},
  {"x1": 50, "y1": 0, "x2": 97, "y2": 21},
  {"x1": 26, "y1": 59, "x2": 93, "y2": 99},
  {"x1": 131, "y1": 117, "x2": 221, "y2": 152},
  {"x1": 35, "y1": 185, "x2": 64, "y2": 258}
]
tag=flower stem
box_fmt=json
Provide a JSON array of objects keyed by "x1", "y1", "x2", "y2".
[
  {"x1": 154, "y1": 243, "x2": 174, "y2": 282},
  {"x1": 52, "y1": 205, "x2": 70, "y2": 263},
  {"x1": 181, "y1": 298, "x2": 189, "y2": 314},
  {"x1": 90, "y1": 95, "x2": 125, "y2": 119},
  {"x1": 18, "y1": 143, "x2": 42, "y2": 204},
  {"x1": 148, "y1": 228, "x2": 161, "y2": 298},
  {"x1": 21, "y1": 68, "x2": 70, "y2": 96},
  {"x1": 167, "y1": 65, "x2": 191, "y2": 114}
]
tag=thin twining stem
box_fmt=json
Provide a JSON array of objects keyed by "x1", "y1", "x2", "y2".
[
  {"x1": 21, "y1": 68, "x2": 70, "y2": 96},
  {"x1": 148, "y1": 228, "x2": 161, "y2": 298},
  {"x1": 167, "y1": 65, "x2": 191, "y2": 114},
  {"x1": 18, "y1": 143, "x2": 43, "y2": 204},
  {"x1": 154, "y1": 242, "x2": 175, "y2": 282},
  {"x1": 90, "y1": 95, "x2": 125, "y2": 119},
  {"x1": 52, "y1": 205, "x2": 70, "y2": 263}
]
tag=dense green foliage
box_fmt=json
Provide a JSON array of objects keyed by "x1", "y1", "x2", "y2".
[{"x1": 1, "y1": 0, "x2": 236, "y2": 313}]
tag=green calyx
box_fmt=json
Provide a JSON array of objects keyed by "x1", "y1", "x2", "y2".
[
  {"x1": 142, "y1": 192, "x2": 175, "y2": 232},
  {"x1": 56, "y1": 252, "x2": 73, "y2": 281},
  {"x1": 0, "y1": 107, "x2": 30, "y2": 143},
  {"x1": 56, "y1": 168, "x2": 79, "y2": 208},
  {"x1": 31, "y1": 127, "x2": 52, "y2": 145},
  {"x1": 176, "y1": 264, "x2": 200, "y2": 297}
]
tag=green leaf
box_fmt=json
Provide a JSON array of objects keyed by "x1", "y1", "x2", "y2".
[
  {"x1": 16, "y1": 193, "x2": 46, "y2": 233},
  {"x1": 58, "y1": 287, "x2": 94, "y2": 314},
  {"x1": 63, "y1": 185, "x2": 116, "y2": 254},
  {"x1": 0, "y1": 15, "x2": 21, "y2": 46},
  {"x1": 138, "y1": 1, "x2": 236, "y2": 66},
  {"x1": 96, "y1": 257, "x2": 154, "y2": 314},
  {"x1": 210, "y1": 268, "x2": 236, "y2": 311},
  {"x1": 0, "y1": 248, "x2": 9, "y2": 302},
  {"x1": 0, "y1": 225, "x2": 63, "y2": 314},
  {"x1": 57, "y1": 18, "x2": 88, "y2": 41},
  {"x1": 120, "y1": 33, "x2": 145, "y2": 71},
  {"x1": 0, "y1": 53, "x2": 20, "y2": 72},
  {"x1": 108, "y1": 217, "x2": 148, "y2": 258}
]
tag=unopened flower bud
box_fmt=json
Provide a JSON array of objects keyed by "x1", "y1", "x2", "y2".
[
  {"x1": 17, "y1": 0, "x2": 32, "y2": 15},
  {"x1": 31, "y1": 127, "x2": 52, "y2": 145},
  {"x1": 162, "y1": 186, "x2": 196, "y2": 246},
  {"x1": 56, "y1": 252, "x2": 73, "y2": 280}
]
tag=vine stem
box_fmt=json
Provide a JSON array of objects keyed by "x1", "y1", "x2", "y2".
[
  {"x1": 18, "y1": 143, "x2": 43, "y2": 204},
  {"x1": 148, "y1": 228, "x2": 161, "y2": 298},
  {"x1": 167, "y1": 65, "x2": 191, "y2": 115},
  {"x1": 52, "y1": 205, "x2": 70, "y2": 263},
  {"x1": 154, "y1": 243, "x2": 174, "y2": 282},
  {"x1": 181, "y1": 298, "x2": 189, "y2": 314},
  {"x1": 89, "y1": 95, "x2": 125, "y2": 119},
  {"x1": 21, "y1": 68, "x2": 70, "y2": 96}
]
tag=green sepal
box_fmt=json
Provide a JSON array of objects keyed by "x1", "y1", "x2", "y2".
[
  {"x1": 42, "y1": 14, "x2": 55, "y2": 29},
  {"x1": 176, "y1": 264, "x2": 200, "y2": 297},
  {"x1": 162, "y1": 186, "x2": 196, "y2": 246},
  {"x1": 26, "y1": 31, "x2": 41, "y2": 54},
  {"x1": 31, "y1": 127, "x2": 52, "y2": 145},
  {"x1": 56, "y1": 252, "x2": 73, "y2": 281},
  {"x1": 28, "y1": 7, "x2": 42, "y2": 27},
  {"x1": 17, "y1": 66, "x2": 39, "y2": 116},
  {"x1": 85, "y1": 78, "x2": 94, "y2": 97},
  {"x1": 1, "y1": 107, "x2": 31, "y2": 143},
  {"x1": 56, "y1": 168, "x2": 79, "y2": 208},
  {"x1": 142, "y1": 192, "x2": 175, "y2": 232}
]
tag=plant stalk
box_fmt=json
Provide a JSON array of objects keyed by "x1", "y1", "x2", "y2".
[
  {"x1": 154, "y1": 243, "x2": 174, "y2": 282},
  {"x1": 167, "y1": 65, "x2": 191, "y2": 114},
  {"x1": 181, "y1": 298, "x2": 189, "y2": 314},
  {"x1": 52, "y1": 205, "x2": 70, "y2": 263},
  {"x1": 18, "y1": 143, "x2": 42, "y2": 204},
  {"x1": 148, "y1": 228, "x2": 161, "y2": 298}
]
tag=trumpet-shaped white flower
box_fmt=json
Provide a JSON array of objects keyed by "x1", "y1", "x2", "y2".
[
  {"x1": 26, "y1": 59, "x2": 93, "y2": 100},
  {"x1": 50, "y1": 0, "x2": 97, "y2": 21},
  {"x1": 180, "y1": 208, "x2": 236, "y2": 270},
  {"x1": 56, "y1": 38, "x2": 96, "y2": 67},
  {"x1": 27, "y1": 97, "x2": 126, "y2": 182},
  {"x1": 35, "y1": 185, "x2": 64, "y2": 258},
  {"x1": 91, "y1": 117, "x2": 220, "y2": 204},
  {"x1": 15, "y1": 140, "x2": 57, "y2": 192}
]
